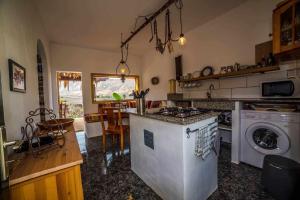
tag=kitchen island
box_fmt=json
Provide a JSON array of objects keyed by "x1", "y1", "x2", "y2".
[{"x1": 130, "y1": 109, "x2": 220, "y2": 200}]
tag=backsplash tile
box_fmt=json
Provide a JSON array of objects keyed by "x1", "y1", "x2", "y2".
[
  {"x1": 232, "y1": 87, "x2": 260, "y2": 98},
  {"x1": 246, "y1": 70, "x2": 287, "y2": 87},
  {"x1": 220, "y1": 77, "x2": 246, "y2": 89},
  {"x1": 193, "y1": 101, "x2": 235, "y2": 110},
  {"x1": 183, "y1": 92, "x2": 190, "y2": 99},
  {"x1": 211, "y1": 88, "x2": 231, "y2": 98}
]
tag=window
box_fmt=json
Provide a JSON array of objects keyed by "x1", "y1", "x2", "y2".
[{"x1": 91, "y1": 73, "x2": 139, "y2": 103}]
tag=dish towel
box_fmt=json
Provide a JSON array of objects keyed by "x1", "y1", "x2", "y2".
[{"x1": 195, "y1": 122, "x2": 218, "y2": 160}]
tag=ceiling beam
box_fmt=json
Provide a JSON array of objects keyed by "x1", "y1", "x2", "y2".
[{"x1": 121, "y1": 0, "x2": 177, "y2": 48}]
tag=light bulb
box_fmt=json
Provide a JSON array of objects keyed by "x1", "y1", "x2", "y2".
[
  {"x1": 116, "y1": 60, "x2": 130, "y2": 75},
  {"x1": 120, "y1": 68, "x2": 126, "y2": 74},
  {"x1": 178, "y1": 34, "x2": 187, "y2": 46}
]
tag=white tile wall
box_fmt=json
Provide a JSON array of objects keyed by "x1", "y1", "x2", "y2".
[
  {"x1": 246, "y1": 70, "x2": 287, "y2": 87},
  {"x1": 183, "y1": 92, "x2": 190, "y2": 99},
  {"x1": 211, "y1": 88, "x2": 231, "y2": 98},
  {"x1": 199, "y1": 80, "x2": 220, "y2": 90},
  {"x1": 182, "y1": 61, "x2": 300, "y2": 99},
  {"x1": 220, "y1": 77, "x2": 246, "y2": 89},
  {"x1": 232, "y1": 87, "x2": 261, "y2": 98}
]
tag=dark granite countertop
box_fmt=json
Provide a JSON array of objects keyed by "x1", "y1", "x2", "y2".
[
  {"x1": 181, "y1": 98, "x2": 300, "y2": 103},
  {"x1": 130, "y1": 111, "x2": 220, "y2": 125}
]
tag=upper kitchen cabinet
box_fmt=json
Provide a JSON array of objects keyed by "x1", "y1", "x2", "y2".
[{"x1": 273, "y1": 0, "x2": 300, "y2": 55}]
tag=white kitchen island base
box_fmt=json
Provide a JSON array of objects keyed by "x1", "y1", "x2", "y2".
[{"x1": 130, "y1": 114, "x2": 219, "y2": 200}]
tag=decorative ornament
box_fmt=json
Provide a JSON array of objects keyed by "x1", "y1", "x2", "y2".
[{"x1": 151, "y1": 77, "x2": 159, "y2": 85}]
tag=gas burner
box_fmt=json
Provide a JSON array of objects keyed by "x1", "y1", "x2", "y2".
[{"x1": 155, "y1": 107, "x2": 210, "y2": 118}]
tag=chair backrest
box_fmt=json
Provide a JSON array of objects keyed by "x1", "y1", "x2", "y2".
[
  {"x1": 59, "y1": 102, "x2": 67, "y2": 118},
  {"x1": 146, "y1": 100, "x2": 152, "y2": 109},
  {"x1": 128, "y1": 100, "x2": 137, "y2": 108},
  {"x1": 98, "y1": 102, "x2": 111, "y2": 113},
  {"x1": 99, "y1": 107, "x2": 122, "y2": 131},
  {"x1": 150, "y1": 101, "x2": 161, "y2": 108}
]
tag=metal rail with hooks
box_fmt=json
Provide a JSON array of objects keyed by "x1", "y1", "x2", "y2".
[{"x1": 120, "y1": 0, "x2": 177, "y2": 48}]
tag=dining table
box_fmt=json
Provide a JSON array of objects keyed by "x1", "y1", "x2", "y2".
[{"x1": 84, "y1": 108, "x2": 137, "y2": 123}]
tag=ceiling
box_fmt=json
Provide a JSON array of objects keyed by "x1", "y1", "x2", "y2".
[{"x1": 34, "y1": 0, "x2": 247, "y2": 55}]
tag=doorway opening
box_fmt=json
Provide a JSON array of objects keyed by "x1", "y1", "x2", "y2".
[{"x1": 57, "y1": 72, "x2": 84, "y2": 131}]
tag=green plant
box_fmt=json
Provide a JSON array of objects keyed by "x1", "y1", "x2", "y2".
[{"x1": 112, "y1": 92, "x2": 123, "y2": 101}]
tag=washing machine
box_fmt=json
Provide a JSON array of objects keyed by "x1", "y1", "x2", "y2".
[{"x1": 240, "y1": 110, "x2": 300, "y2": 168}]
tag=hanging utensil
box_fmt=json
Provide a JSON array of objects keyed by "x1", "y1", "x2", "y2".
[
  {"x1": 149, "y1": 21, "x2": 154, "y2": 43},
  {"x1": 144, "y1": 88, "x2": 150, "y2": 96},
  {"x1": 165, "y1": 9, "x2": 174, "y2": 53},
  {"x1": 154, "y1": 19, "x2": 165, "y2": 54}
]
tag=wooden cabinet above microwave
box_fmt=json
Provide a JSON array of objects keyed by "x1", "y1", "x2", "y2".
[{"x1": 273, "y1": 0, "x2": 300, "y2": 55}]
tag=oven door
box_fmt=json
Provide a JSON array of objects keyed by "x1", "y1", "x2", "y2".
[{"x1": 245, "y1": 122, "x2": 290, "y2": 155}]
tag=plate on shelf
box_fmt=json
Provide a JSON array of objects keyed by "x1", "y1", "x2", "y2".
[
  {"x1": 192, "y1": 71, "x2": 201, "y2": 78},
  {"x1": 201, "y1": 66, "x2": 214, "y2": 76}
]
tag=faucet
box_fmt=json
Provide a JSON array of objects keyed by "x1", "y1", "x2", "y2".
[{"x1": 206, "y1": 84, "x2": 215, "y2": 100}]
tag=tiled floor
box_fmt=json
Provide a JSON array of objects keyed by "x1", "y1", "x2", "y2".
[{"x1": 76, "y1": 132, "x2": 274, "y2": 200}]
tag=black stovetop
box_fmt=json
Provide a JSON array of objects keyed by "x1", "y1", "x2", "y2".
[{"x1": 154, "y1": 107, "x2": 211, "y2": 118}]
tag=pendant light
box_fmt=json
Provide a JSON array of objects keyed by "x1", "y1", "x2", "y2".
[
  {"x1": 116, "y1": 34, "x2": 130, "y2": 82},
  {"x1": 177, "y1": 0, "x2": 186, "y2": 46}
]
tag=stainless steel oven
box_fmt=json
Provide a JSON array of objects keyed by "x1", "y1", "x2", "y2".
[{"x1": 261, "y1": 80, "x2": 300, "y2": 98}]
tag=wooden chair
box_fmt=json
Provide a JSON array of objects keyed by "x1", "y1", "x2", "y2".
[
  {"x1": 99, "y1": 107, "x2": 129, "y2": 152},
  {"x1": 128, "y1": 100, "x2": 137, "y2": 108},
  {"x1": 150, "y1": 101, "x2": 161, "y2": 108},
  {"x1": 59, "y1": 101, "x2": 68, "y2": 118}
]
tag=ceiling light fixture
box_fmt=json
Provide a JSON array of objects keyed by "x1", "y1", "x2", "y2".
[
  {"x1": 116, "y1": 34, "x2": 130, "y2": 82},
  {"x1": 177, "y1": 0, "x2": 186, "y2": 46}
]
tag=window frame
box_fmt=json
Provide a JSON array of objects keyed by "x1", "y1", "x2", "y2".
[{"x1": 91, "y1": 73, "x2": 140, "y2": 104}]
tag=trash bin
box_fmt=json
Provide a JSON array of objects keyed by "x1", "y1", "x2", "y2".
[{"x1": 262, "y1": 155, "x2": 300, "y2": 200}]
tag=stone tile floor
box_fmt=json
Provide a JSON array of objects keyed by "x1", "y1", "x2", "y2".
[{"x1": 76, "y1": 132, "x2": 274, "y2": 200}]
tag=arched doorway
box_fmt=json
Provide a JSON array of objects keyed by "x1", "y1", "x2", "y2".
[{"x1": 37, "y1": 40, "x2": 50, "y2": 121}]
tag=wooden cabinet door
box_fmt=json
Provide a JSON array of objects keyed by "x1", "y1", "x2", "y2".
[
  {"x1": 273, "y1": 0, "x2": 300, "y2": 54},
  {"x1": 273, "y1": 0, "x2": 295, "y2": 54},
  {"x1": 10, "y1": 165, "x2": 83, "y2": 200}
]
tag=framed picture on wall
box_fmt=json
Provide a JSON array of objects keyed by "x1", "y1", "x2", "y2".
[{"x1": 8, "y1": 59, "x2": 26, "y2": 93}]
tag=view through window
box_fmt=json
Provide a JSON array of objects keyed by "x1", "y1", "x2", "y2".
[
  {"x1": 91, "y1": 74, "x2": 139, "y2": 102},
  {"x1": 57, "y1": 72, "x2": 84, "y2": 119}
]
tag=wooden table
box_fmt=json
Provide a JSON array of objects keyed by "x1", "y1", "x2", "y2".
[
  {"x1": 9, "y1": 125, "x2": 83, "y2": 200},
  {"x1": 84, "y1": 108, "x2": 136, "y2": 123}
]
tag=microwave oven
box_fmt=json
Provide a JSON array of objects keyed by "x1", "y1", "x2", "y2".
[{"x1": 261, "y1": 80, "x2": 300, "y2": 98}]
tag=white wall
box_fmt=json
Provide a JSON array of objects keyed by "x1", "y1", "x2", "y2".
[
  {"x1": 141, "y1": 0, "x2": 299, "y2": 100},
  {"x1": 50, "y1": 43, "x2": 142, "y2": 114},
  {"x1": 50, "y1": 43, "x2": 142, "y2": 137},
  {"x1": 0, "y1": 0, "x2": 52, "y2": 141}
]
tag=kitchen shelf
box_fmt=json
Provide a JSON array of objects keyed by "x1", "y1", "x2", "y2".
[{"x1": 179, "y1": 66, "x2": 280, "y2": 83}]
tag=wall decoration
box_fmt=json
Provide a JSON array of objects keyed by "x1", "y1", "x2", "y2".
[
  {"x1": 151, "y1": 77, "x2": 159, "y2": 85},
  {"x1": 234, "y1": 62, "x2": 241, "y2": 71},
  {"x1": 219, "y1": 66, "x2": 227, "y2": 74},
  {"x1": 8, "y1": 59, "x2": 26, "y2": 93},
  {"x1": 226, "y1": 66, "x2": 235, "y2": 73},
  {"x1": 201, "y1": 66, "x2": 214, "y2": 77},
  {"x1": 192, "y1": 71, "x2": 201, "y2": 78}
]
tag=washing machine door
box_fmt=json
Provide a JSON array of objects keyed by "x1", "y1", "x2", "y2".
[{"x1": 245, "y1": 122, "x2": 290, "y2": 155}]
